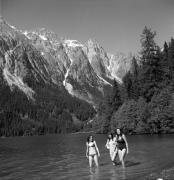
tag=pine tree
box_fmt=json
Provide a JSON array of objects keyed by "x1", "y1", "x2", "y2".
[
  {"x1": 140, "y1": 26, "x2": 157, "y2": 63},
  {"x1": 123, "y1": 72, "x2": 134, "y2": 99},
  {"x1": 160, "y1": 42, "x2": 170, "y2": 85},
  {"x1": 138, "y1": 27, "x2": 162, "y2": 101},
  {"x1": 123, "y1": 57, "x2": 140, "y2": 100},
  {"x1": 100, "y1": 80, "x2": 122, "y2": 133},
  {"x1": 168, "y1": 38, "x2": 174, "y2": 81},
  {"x1": 111, "y1": 80, "x2": 122, "y2": 111},
  {"x1": 131, "y1": 57, "x2": 140, "y2": 100}
]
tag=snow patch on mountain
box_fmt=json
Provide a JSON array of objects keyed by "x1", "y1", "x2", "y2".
[
  {"x1": 39, "y1": 34, "x2": 47, "y2": 41},
  {"x1": 4, "y1": 20, "x2": 17, "y2": 30},
  {"x1": 63, "y1": 56, "x2": 74, "y2": 96},
  {"x1": 65, "y1": 82, "x2": 74, "y2": 96},
  {"x1": 63, "y1": 68, "x2": 70, "y2": 86},
  {"x1": 23, "y1": 31, "x2": 31, "y2": 39},
  {"x1": 41, "y1": 52, "x2": 44, "y2": 56},
  {"x1": 9, "y1": 25, "x2": 16, "y2": 29},
  {"x1": 23, "y1": 31, "x2": 28, "y2": 36},
  {"x1": 63, "y1": 66, "x2": 74, "y2": 96},
  {"x1": 97, "y1": 75, "x2": 112, "y2": 86},
  {"x1": 64, "y1": 40, "x2": 83, "y2": 48}
]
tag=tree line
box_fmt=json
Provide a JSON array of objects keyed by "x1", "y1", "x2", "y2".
[
  {"x1": 88, "y1": 26, "x2": 174, "y2": 134},
  {"x1": 0, "y1": 77, "x2": 96, "y2": 136}
]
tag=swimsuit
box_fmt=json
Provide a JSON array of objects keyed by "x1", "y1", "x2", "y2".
[
  {"x1": 117, "y1": 136, "x2": 126, "y2": 150},
  {"x1": 108, "y1": 138, "x2": 116, "y2": 152},
  {"x1": 88, "y1": 142, "x2": 97, "y2": 156},
  {"x1": 107, "y1": 138, "x2": 117, "y2": 160}
]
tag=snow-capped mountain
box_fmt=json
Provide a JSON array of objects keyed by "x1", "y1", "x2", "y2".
[
  {"x1": 0, "y1": 17, "x2": 134, "y2": 134},
  {"x1": 0, "y1": 17, "x2": 132, "y2": 105},
  {"x1": 0, "y1": 18, "x2": 52, "y2": 100},
  {"x1": 0, "y1": 17, "x2": 98, "y2": 134}
]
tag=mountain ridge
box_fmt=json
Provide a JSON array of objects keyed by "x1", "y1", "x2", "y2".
[{"x1": 0, "y1": 17, "x2": 132, "y2": 135}]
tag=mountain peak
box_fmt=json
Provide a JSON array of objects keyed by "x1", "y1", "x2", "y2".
[
  {"x1": 0, "y1": 18, "x2": 132, "y2": 103},
  {"x1": 87, "y1": 38, "x2": 99, "y2": 47},
  {"x1": 0, "y1": 16, "x2": 8, "y2": 27},
  {"x1": 0, "y1": 16, "x2": 5, "y2": 23},
  {"x1": 0, "y1": 17, "x2": 17, "y2": 30}
]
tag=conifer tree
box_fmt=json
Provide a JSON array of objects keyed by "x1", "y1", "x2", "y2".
[
  {"x1": 101, "y1": 80, "x2": 122, "y2": 133},
  {"x1": 168, "y1": 38, "x2": 174, "y2": 81},
  {"x1": 160, "y1": 42, "x2": 170, "y2": 85},
  {"x1": 140, "y1": 26, "x2": 157, "y2": 63},
  {"x1": 123, "y1": 57, "x2": 140, "y2": 100},
  {"x1": 111, "y1": 80, "x2": 122, "y2": 111},
  {"x1": 139, "y1": 27, "x2": 162, "y2": 101},
  {"x1": 123, "y1": 72, "x2": 133, "y2": 99}
]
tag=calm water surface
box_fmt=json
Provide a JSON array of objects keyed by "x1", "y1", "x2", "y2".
[{"x1": 0, "y1": 134, "x2": 174, "y2": 180}]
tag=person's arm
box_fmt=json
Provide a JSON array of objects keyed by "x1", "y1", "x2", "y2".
[
  {"x1": 86, "y1": 142, "x2": 89, "y2": 158},
  {"x1": 105, "y1": 139, "x2": 109, "y2": 149},
  {"x1": 123, "y1": 134, "x2": 129, "y2": 154},
  {"x1": 94, "y1": 141, "x2": 100, "y2": 157},
  {"x1": 114, "y1": 135, "x2": 118, "y2": 151}
]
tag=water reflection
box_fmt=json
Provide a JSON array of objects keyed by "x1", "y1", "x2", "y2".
[
  {"x1": 110, "y1": 168, "x2": 119, "y2": 180},
  {"x1": 0, "y1": 134, "x2": 174, "y2": 180},
  {"x1": 88, "y1": 165, "x2": 127, "y2": 180},
  {"x1": 120, "y1": 168, "x2": 126, "y2": 180},
  {"x1": 109, "y1": 167, "x2": 126, "y2": 180},
  {"x1": 89, "y1": 167, "x2": 100, "y2": 180}
]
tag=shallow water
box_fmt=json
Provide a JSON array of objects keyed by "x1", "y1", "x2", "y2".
[{"x1": 0, "y1": 134, "x2": 174, "y2": 180}]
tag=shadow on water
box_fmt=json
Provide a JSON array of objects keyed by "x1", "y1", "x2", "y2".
[
  {"x1": 87, "y1": 158, "x2": 141, "y2": 180},
  {"x1": 1, "y1": 134, "x2": 174, "y2": 180},
  {"x1": 99, "y1": 162, "x2": 109, "y2": 166},
  {"x1": 113, "y1": 160, "x2": 140, "y2": 168},
  {"x1": 125, "y1": 160, "x2": 141, "y2": 167}
]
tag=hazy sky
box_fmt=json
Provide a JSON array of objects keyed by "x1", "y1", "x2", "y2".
[{"x1": 1, "y1": 0, "x2": 174, "y2": 54}]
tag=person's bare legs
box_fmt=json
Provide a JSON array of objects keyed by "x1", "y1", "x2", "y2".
[
  {"x1": 118, "y1": 149, "x2": 126, "y2": 168},
  {"x1": 111, "y1": 149, "x2": 118, "y2": 162},
  {"x1": 110, "y1": 151, "x2": 114, "y2": 165},
  {"x1": 110, "y1": 151, "x2": 114, "y2": 161},
  {"x1": 94, "y1": 155, "x2": 99, "y2": 167},
  {"x1": 118, "y1": 150, "x2": 122, "y2": 166},
  {"x1": 89, "y1": 156, "x2": 93, "y2": 168}
]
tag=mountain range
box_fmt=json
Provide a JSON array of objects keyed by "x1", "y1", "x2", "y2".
[{"x1": 0, "y1": 17, "x2": 132, "y2": 134}]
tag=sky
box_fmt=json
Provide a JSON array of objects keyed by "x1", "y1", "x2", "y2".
[{"x1": 1, "y1": 0, "x2": 174, "y2": 54}]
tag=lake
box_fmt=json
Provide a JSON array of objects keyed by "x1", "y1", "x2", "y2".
[{"x1": 0, "y1": 134, "x2": 174, "y2": 180}]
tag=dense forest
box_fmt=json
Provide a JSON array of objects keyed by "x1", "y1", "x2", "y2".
[
  {"x1": 1, "y1": 26, "x2": 174, "y2": 136},
  {"x1": 87, "y1": 26, "x2": 174, "y2": 134},
  {"x1": 0, "y1": 77, "x2": 95, "y2": 136}
]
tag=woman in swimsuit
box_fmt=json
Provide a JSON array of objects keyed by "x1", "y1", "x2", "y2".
[
  {"x1": 116, "y1": 128, "x2": 129, "y2": 168},
  {"x1": 86, "y1": 135, "x2": 100, "y2": 168},
  {"x1": 105, "y1": 133, "x2": 117, "y2": 165}
]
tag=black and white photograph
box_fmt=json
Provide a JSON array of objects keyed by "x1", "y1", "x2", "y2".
[{"x1": 0, "y1": 0, "x2": 174, "y2": 179}]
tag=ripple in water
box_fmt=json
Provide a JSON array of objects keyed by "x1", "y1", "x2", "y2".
[{"x1": 0, "y1": 134, "x2": 174, "y2": 180}]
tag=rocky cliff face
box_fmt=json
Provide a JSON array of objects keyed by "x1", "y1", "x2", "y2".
[
  {"x1": 0, "y1": 17, "x2": 132, "y2": 105},
  {"x1": 107, "y1": 52, "x2": 133, "y2": 80},
  {"x1": 0, "y1": 17, "x2": 133, "y2": 135},
  {"x1": 0, "y1": 17, "x2": 97, "y2": 135},
  {"x1": 0, "y1": 18, "x2": 51, "y2": 100}
]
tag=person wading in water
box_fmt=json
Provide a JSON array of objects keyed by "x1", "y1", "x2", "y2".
[
  {"x1": 115, "y1": 128, "x2": 129, "y2": 168},
  {"x1": 105, "y1": 133, "x2": 117, "y2": 165},
  {"x1": 86, "y1": 135, "x2": 100, "y2": 168}
]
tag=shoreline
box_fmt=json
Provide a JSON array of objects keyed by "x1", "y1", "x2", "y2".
[{"x1": 1, "y1": 132, "x2": 174, "y2": 138}]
